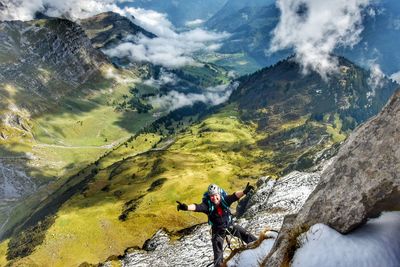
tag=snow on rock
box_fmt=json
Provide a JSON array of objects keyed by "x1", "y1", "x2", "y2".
[
  {"x1": 264, "y1": 90, "x2": 400, "y2": 267},
  {"x1": 120, "y1": 170, "x2": 319, "y2": 266},
  {"x1": 292, "y1": 212, "x2": 400, "y2": 267},
  {"x1": 226, "y1": 231, "x2": 278, "y2": 267}
]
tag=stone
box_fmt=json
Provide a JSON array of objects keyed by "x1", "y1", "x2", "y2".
[{"x1": 264, "y1": 90, "x2": 400, "y2": 267}]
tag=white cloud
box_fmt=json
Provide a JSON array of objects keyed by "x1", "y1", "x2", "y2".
[
  {"x1": 121, "y1": 7, "x2": 177, "y2": 38},
  {"x1": 0, "y1": 0, "x2": 119, "y2": 21},
  {"x1": 103, "y1": 28, "x2": 229, "y2": 68},
  {"x1": 367, "y1": 61, "x2": 385, "y2": 91},
  {"x1": 149, "y1": 82, "x2": 239, "y2": 112},
  {"x1": 0, "y1": 1, "x2": 229, "y2": 69},
  {"x1": 269, "y1": 0, "x2": 371, "y2": 79},
  {"x1": 0, "y1": 0, "x2": 44, "y2": 21},
  {"x1": 389, "y1": 71, "x2": 400, "y2": 84},
  {"x1": 185, "y1": 19, "x2": 204, "y2": 27},
  {"x1": 104, "y1": 67, "x2": 139, "y2": 84},
  {"x1": 103, "y1": 9, "x2": 230, "y2": 68},
  {"x1": 143, "y1": 69, "x2": 177, "y2": 87}
]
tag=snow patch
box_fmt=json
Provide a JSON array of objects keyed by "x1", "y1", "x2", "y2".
[
  {"x1": 292, "y1": 212, "x2": 400, "y2": 267},
  {"x1": 227, "y1": 232, "x2": 278, "y2": 267}
]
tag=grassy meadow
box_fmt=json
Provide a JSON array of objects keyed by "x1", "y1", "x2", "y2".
[{"x1": 0, "y1": 100, "x2": 349, "y2": 266}]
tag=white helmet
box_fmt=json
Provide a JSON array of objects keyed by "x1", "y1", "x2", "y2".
[{"x1": 208, "y1": 184, "x2": 220, "y2": 195}]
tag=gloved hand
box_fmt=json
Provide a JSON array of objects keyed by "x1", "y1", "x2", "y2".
[
  {"x1": 243, "y1": 182, "x2": 254, "y2": 194},
  {"x1": 176, "y1": 201, "x2": 188, "y2": 211}
]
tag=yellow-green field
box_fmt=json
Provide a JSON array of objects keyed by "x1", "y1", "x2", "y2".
[{"x1": 0, "y1": 100, "x2": 348, "y2": 266}]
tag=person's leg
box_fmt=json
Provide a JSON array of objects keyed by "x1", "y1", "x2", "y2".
[
  {"x1": 230, "y1": 224, "x2": 257, "y2": 244},
  {"x1": 211, "y1": 230, "x2": 225, "y2": 267}
]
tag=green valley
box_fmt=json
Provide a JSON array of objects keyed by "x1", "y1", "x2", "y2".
[{"x1": 3, "y1": 53, "x2": 397, "y2": 266}]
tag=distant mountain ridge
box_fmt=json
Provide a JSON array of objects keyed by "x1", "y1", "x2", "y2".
[
  {"x1": 117, "y1": 0, "x2": 227, "y2": 27},
  {"x1": 233, "y1": 56, "x2": 397, "y2": 127},
  {"x1": 206, "y1": 1, "x2": 400, "y2": 76},
  {"x1": 0, "y1": 18, "x2": 108, "y2": 114},
  {"x1": 229, "y1": 56, "x2": 398, "y2": 174},
  {"x1": 80, "y1": 11, "x2": 155, "y2": 49}
]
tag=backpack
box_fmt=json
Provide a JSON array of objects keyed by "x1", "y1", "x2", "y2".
[{"x1": 202, "y1": 188, "x2": 232, "y2": 226}]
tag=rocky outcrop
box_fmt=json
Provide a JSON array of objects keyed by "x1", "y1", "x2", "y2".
[
  {"x1": 0, "y1": 18, "x2": 109, "y2": 113},
  {"x1": 0, "y1": 160, "x2": 37, "y2": 236},
  {"x1": 116, "y1": 170, "x2": 320, "y2": 266},
  {"x1": 263, "y1": 89, "x2": 400, "y2": 266}
]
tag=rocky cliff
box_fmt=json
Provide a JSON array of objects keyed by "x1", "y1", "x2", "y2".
[
  {"x1": 263, "y1": 89, "x2": 400, "y2": 266},
  {"x1": 112, "y1": 170, "x2": 320, "y2": 266},
  {"x1": 0, "y1": 18, "x2": 109, "y2": 114},
  {"x1": 114, "y1": 90, "x2": 399, "y2": 267}
]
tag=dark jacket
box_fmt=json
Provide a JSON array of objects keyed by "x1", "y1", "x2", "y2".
[{"x1": 194, "y1": 193, "x2": 239, "y2": 231}]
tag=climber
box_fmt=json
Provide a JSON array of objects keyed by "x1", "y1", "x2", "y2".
[{"x1": 176, "y1": 183, "x2": 257, "y2": 267}]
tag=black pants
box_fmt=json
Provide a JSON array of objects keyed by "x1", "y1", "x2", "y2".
[{"x1": 211, "y1": 224, "x2": 257, "y2": 267}]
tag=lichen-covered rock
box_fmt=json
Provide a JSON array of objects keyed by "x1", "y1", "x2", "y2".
[
  {"x1": 239, "y1": 171, "x2": 320, "y2": 234},
  {"x1": 122, "y1": 225, "x2": 213, "y2": 267},
  {"x1": 119, "y1": 170, "x2": 320, "y2": 266},
  {"x1": 264, "y1": 90, "x2": 400, "y2": 267}
]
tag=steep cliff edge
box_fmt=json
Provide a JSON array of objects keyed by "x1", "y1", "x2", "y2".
[
  {"x1": 114, "y1": 170, "x2": 320, "y2": 266},
  {"x1": 264, "y1": 89, "x2": 400, "y2": 266}
]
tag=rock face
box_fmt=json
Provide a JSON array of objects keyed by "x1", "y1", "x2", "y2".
[
  {"x1": 264, "y1": 89, "x2": 400, "y2": 266},
  {"x1": 0, "y1": 18, "x2": 108, "y2": 114},
  {"x1": 0, "y1": 160, "x2": 37, "y2": 235},
  {"x1": 118, "y1": 170, "x2": 320, "y2": 266},
  {"x1": 238, "y1": 172, "x2": 320, "y2": 234}
]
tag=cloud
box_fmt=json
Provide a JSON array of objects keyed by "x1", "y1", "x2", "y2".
[
  {"x1": 121, "y1": 7, "x2": 177, "y2": 38},
  {"x1": 149, "y1": 82, "x2": 239, "y2": 112},
  {"x1": 104, "y1": 8, "x2": 229, "y2": 68},
  {"x1": 269, "y1": 0, "x2": 371, "y2": 79},
  {"x1": 185, "y1": 19, "x2": 204, "y2": 27},
  {"x1": 367, "y1": 61, "x2": 385, "y2": 91},
  {"x1": 0, "y1": 0, "x2": 119, "y2": 21},
  {"x1": 103, "y1": 28, "x2": 229, "y2": 68},
  {"x1": 389, "y1": 71, "x2": 400, "y2": 84},
  {"x1": 104, "y1": 67, "x2": 140, "y2": 84},
  {"x1": 0, "y1": 1, "x2": 229, "y2": 69},
  {"x1": 0, "y1": 0, "x2": 44, "y2": 21},
  {"x1": 143, "y1": 69, "x2": 177, "y2": 87}
]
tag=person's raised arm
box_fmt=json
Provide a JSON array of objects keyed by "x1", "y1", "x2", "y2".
[
  {"x1": 176, "y1": 201, "x2": 196, "y2": 211},
  {"x1": 234, "y1": 182, "x2": 254, "y2": 199}
]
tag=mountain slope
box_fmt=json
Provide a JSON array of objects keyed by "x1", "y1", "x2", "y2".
[
  {"x1": 206, "y1": 1, "x2": 400, "y2": 76},
  {"x1": 206, "y1": 0, "x2": 275, "y2": 29},
  {"x1": 230, "y1": 56, "x2": 397, "y2": 174},
  {"x1": 203, "y1": 3, "x2": 287, "y2": 74},
  {"x1": 80, "y1": 11, "x2": 155, "y2": 49},
  {"x1": 0, "y1": 18, "x2": 108, "y2": 112},
  {"x1": 0, "y1": 16, "x2": 159, "y2": 243},
  {"x1": 1, "y1": 56, "x2": 397, "y2": 266}
]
